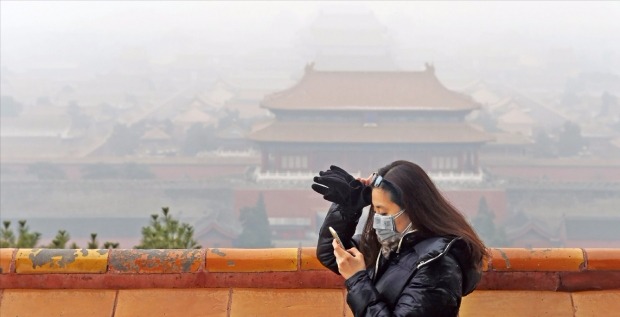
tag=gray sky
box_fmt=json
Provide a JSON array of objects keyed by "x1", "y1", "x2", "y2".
[
  {"x1": 1, "y1": 1, "x2": 619, "y2": 71},
  {"x1": 1, "y1": 1, "x2": 619, "y2": 247},
  {"x1": 3, "y1": 1, "x2": 618, "y2": 33}
]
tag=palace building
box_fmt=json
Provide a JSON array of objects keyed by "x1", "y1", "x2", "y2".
[{"x1": 249, "y1": 63, "x2": 493, "y2": 177}]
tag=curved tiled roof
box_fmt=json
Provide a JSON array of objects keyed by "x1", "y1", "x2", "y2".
[
  {"x1": 249, "y1": 121, "x2": 493, "y2": 144},
  {"x1": 261, "y1": 67, "x2": 480, "y2": 111}
]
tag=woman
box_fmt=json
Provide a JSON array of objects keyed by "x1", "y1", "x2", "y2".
[{"x1": 313, "y1": 161, "x2": 488, "y2": 317}]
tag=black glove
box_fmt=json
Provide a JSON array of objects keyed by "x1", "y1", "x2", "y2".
[
  {"x1": 312, "y1": 167, "x2": 372, "y2": 222},
  {"x1": 318, "y1": 165, "x2": 355, "y2": 183}
]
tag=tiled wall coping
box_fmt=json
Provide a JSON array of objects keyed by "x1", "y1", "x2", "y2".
[{"x1": 1, "y1": 248, "x2": 619, "y2": 291}]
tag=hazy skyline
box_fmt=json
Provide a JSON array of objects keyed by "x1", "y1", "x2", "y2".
[
  {"x1": 1, "y1": 1, "x2": 619, "y2": 249},
  {"x1": 2, "y1": 1, "x2": 619, "y2": 72}
]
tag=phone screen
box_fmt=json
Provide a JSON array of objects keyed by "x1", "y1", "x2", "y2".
[{"x1": 328, "y1": 226, "x2": 344, "y2": 248}]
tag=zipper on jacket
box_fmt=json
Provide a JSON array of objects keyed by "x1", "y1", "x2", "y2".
[
  {"x1": 373, "y1": 252, "x2": 381, "y2": 282},
  {"x1": 416, "y1": 237, "x2": 460, "y2": 269},
  {"x1": 396, "y1": 228, "x2": 417, "y2": 254},
  {"x1": 373, "y1": 229, "x2": 417, "y2": 283},
  {"x1": 372, "y1": 233, "x2": 459, "y2": 281}
]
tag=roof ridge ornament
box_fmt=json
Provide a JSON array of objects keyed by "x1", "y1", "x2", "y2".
[{"x1": 425, "y1": 62, "x2": 435, "y2": 75}]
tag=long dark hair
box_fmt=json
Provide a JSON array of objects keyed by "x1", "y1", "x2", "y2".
[{"x1": 360, "y1": 160, "x2": 489, "y2": 269}]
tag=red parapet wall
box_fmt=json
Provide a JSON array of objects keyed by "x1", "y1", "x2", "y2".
[
  {"x1": 1, "y1": 247, "x2": 620, "y2": 290},
  {"x1": 1, "y1": 248, "x2": 620, "y2": 317}
]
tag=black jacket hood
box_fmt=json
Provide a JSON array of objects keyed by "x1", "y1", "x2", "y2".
[{"x1": 403, "y1": 232, "x2": 482, "y2": 296}]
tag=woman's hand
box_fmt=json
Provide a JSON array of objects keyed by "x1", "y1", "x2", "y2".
[
  {"x1": 357, "y1": 173, "x2": 376, "y2": 187},
  {"x1": 333, "y1": 239, "x2": 366, "y2": 279}
]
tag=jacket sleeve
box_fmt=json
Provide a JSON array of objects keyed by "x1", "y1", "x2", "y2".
[
  {"x1": 316, "y1": 203, "x2": 362, "y2": 275},
  {"x1": 345, "y1": 254, "x2": 463, "y2": 317}
]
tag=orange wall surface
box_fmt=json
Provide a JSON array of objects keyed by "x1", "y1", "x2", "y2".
[{"x1": 1, "y1": 247, "x2": 619, "y2": 316}]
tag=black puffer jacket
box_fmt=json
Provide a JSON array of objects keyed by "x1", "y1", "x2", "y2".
[{"x1": 317, "y1": 203, "x2": 482, "y2": 317}]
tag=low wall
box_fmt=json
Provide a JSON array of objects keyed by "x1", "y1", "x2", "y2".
[{"x1": 1, "y1": 247, "x2": 619, "y2": 316}]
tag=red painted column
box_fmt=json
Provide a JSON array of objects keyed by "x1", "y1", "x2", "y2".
[{"x1": 262, "y1": 150, "x2": 268, "y2": 171}]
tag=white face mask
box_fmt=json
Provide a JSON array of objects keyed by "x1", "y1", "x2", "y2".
[{"x1": 373, "y1": 209, "x2": 406, "y2": 242}]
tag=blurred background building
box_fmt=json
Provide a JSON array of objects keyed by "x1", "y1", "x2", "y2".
[{"x1": 1, "y1": 2, "x2": 619, "y2": 248}]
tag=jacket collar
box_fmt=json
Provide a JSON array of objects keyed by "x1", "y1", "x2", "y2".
[{"x1": 373, "y1": 231, "x2": 481, "y2": 296}]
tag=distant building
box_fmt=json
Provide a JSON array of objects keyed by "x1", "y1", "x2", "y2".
[
  {"x1": 249, "y1": 63, "x2": 492, "y2": 175},
  {"x1": 560, "y1": 215, "x2": 620, "y2": 248},
  {"x1": 241, "y1": 63, "x2": 507, "y2": 245},
  {"x1": 505, "y1": 218, "x2": 562, "y2": 248},
  {"x1": 505, "y1": 215, "x2": 620, "y2": 248},
  {"x1": 194, "y1": 222, "x2": 239, "y2": 248},
  {"x1": 299, "y1": 8, "x2": 397, "y2": 71}
]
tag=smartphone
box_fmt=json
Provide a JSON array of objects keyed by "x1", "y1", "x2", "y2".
[{"x1": 328, "y1": 226, "x2": 344, "y2": 248}]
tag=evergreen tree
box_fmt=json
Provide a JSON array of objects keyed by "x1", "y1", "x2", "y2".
[
  {"x1": 0, "y1": 221, "x2": 116, "y2": 249},
  {"x1": 16, "y1": 220, "x2": 42, "y2": 248},
  {"x1": 183, "y1": 123, "x2": 218, "y2": 155},
  {"x1": 473, "y1": 108, "x2": 499, "y2": 132},
  {"x1": 46, "y1": 230, "x2": 71, "y2": 248},
  {"x1": 87, "y1": 233, "x2": 99, "y2": 249},
  {"x1": 81, "y1": 163, "x2": 120, "y2": 179},
  {"x1": 560, "y1": 90, "x2": 580, "y2": 108},
  {"x1": 66, "y1": 101, "x2": 92, "y2": 130},
  {"x1": 557, "y1": 121, "x2": 585, "y2": 156},
  {"x1": 234, "y1": 193, "x2": 273, "y2": 248},
  {"x1": 472, "y1": 197, "x2": 494, "y2": 240},
  {"x1": 0, "y1": 95, "x2": 24, "y2": 117},
  {"x1": 135, "y1": 207, "x2": 201, "y2": 249},
  {"x1": 107, "y1": 123, "x2": 142, "y2": 156},
  {"x1": 533, "y1": 130, "x2": 556, "y2": 158},
  {"x1": 27, "y1": 162, "x2": 67, "y2": 180},
  {"x1": 103, "y1": 241, "x2": 120, "y2": 249},
  {"x1": 471, "y1": 197, "x2": 507, "y2": 247},
  {"x1": 0, "y1": 220, "x2": 41, "y2": 248},
  {"x1": 0, "y1": 221, "x2": 16, "y2": 247},
  {"x1": 85, "y1": 233, "x2": 119, "y2": 249},
  {"x1": 599, "y1": 91, "x2": 618, "y2": 116},
  {"x1": 120, "y1": 163, "x2": 154, "y2": 179},
  {"x1": 43, "y1": 231, "x2": 118, "y2": 249}
]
